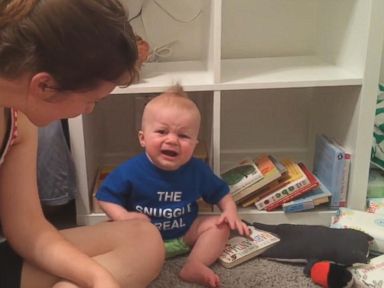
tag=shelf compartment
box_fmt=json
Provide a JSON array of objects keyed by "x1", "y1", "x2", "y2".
[
  {"x1": 117, "y1": 0, "x2": 217, "y2": 94},
  {"x1": 221, "y1": 0, "x2": 371, "y2": 89},
  {"x1": 220, "y1": 88, "x2": 314, "y2": 172},
  {"x1": 220, "y1": 56, "x2": 362, "y2": 90}
]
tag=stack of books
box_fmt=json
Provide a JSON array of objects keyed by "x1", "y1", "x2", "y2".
[
  {"x1": 251, "y1": 160, "x2": 321, "y2": 212},
  {"x1": 221, "y1": 156, "x2": 323, "y2": 211},
  {"x1": 221, "y1": 134, "x2": 350, "y2": 212}
]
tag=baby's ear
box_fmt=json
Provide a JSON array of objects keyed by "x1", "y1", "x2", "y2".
[{"x1": 138, "y1": 130, "x2": 145, "y2": 147}]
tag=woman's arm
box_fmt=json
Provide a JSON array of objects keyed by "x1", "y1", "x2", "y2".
[{"x1": 0, "y1": 112, "x2": 118, "y2": 287}]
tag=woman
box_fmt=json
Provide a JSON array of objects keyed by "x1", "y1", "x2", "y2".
[{"x1": 0, "y1": 0, "x2": 164, "y2": 287}]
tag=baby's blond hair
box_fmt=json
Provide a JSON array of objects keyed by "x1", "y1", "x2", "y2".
[{"x1": 141, "y1": 84, "x2": 201, "y2": 130}]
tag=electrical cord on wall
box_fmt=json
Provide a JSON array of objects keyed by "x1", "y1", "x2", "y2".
[{"x1": 128, "y1": 0, "x2": 202, "y2": 63}]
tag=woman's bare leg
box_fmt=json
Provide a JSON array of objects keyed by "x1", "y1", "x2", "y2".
[{"x1": 20, "y1": 220, "x2": 165, "y2": 288}]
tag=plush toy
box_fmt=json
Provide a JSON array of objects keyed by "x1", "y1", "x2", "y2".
[
  {"x1": 304, "y1": 260, "x2": 354, "y2": 288},
  {"x1": 251, "y1": 222, "x2": 372, "y2": 265}
]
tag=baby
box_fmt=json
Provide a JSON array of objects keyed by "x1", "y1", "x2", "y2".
[{"x1": 96, "y1": 85, "x2": 250, "y2": 287}]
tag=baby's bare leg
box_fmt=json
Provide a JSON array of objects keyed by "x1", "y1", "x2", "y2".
[{"x1": 179, "y1": 216, "x2": 230, "y2": 288}]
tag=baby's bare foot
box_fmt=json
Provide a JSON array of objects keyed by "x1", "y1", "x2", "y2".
[{"x1": 179, "y1": 260, "x2": 220, "y2": 288}]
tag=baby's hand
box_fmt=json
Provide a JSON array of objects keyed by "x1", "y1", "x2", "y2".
[
  {"x1": 237, "y1": 220, "x2": 251, "y2": 237},
  {"x1": 217, "y1": 212, "x2": 250, "y2": 236}
]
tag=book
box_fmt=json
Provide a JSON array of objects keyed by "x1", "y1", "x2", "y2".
[
  {"x1": 239, "y1": 157, "x2": 288, "y2": 208},
  {"x1": 313, "y1": 134, "x2": 347, "y2": 207},
  {"x1": 331, "y1": 207, "x2": 384, "y2": 254},
  {"x1": 221, "y1": 158, "x2": 264, "y2": 197},
  {"x1": 282, "y1": 176, "x2": 332, "y2": 213},
  {"x1": 330, "y1": 140, "x2": 351, "y2": 207},
  {"x1": 351, "y1": 254, "x2": 384, "y2": 288},
  {"x1": 265, "y1": 163, "x2": 319, "y2": 211},
  {"x1": 219, "y1": 226, "x2": 280, "y2": 268},
  {"x1": 254, "y1": 160, "x2": 308, "y2": 210},
  {"x1": 240, "y1": 174, "x2": 289, "y2": 208},
  {"x1": 233, "y1": 154, "x2": 282, "y2": 203}
]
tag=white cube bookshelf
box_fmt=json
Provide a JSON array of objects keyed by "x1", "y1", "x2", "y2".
[{"x1": 69, "y1": 0, "x2": 384, "y2": 225}]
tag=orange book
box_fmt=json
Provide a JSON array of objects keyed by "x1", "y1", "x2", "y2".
[{"x1": 233, "y1": 154, "x2": 281, "y2": 203}]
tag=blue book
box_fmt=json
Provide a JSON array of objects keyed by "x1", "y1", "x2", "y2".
[
  {"x1": 282, "y1": 177, "x2": 332, "y2": 212},
  {"x1": 312, "y1": 134, "x2": 346, "y2": 207}
]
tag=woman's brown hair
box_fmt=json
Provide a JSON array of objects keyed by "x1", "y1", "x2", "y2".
[{"x1": 0, "y1": 0, "x2": 138, "y2": 90}]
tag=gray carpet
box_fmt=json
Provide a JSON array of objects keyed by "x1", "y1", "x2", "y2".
[{"x1": 149, "y1": 256, "x2": 318, "y2": 288}]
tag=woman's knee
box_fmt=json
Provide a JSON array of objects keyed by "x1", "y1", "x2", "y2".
[
  {"x1": 104, "y1": 220, "x2": 165, "y2": 285},
  {"x1": 97, "y1": 219, "x2": 160, "y2": 241},
  {"x1": 120, "y1": 220, "x2": 164, "y2": 254}
]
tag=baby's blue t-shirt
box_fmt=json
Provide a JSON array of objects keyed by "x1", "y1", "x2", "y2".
[{"x1": 96, "y1": 153, "x2": 229, "y2": 240}]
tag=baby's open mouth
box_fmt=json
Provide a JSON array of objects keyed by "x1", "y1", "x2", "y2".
[{"x1": 161, "y1": 150, "x2": 178, "y2": 157}]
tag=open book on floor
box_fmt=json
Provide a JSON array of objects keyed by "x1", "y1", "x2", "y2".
[{"x1": 219, "y1": 226, "x2": 280, "y2": 268}]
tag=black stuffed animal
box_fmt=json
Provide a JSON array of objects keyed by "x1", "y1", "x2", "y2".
[
  {"x1": 247, "y1": 223, "x2": 373, "y2": 288},
  {"x1": 304, "y1": 260, "x2": 354, "y2": 288},
  {"x1": 251, "y1": 222, "x2": 372, "y2": 265}
]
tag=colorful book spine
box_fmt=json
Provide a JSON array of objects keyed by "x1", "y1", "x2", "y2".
[
  {"x1": 254, "y1": 160, "x2": 308, "y2": 210},
  {"x1": 329, "y1": 138, "x2": 352, "y2": 207},
  {"x1": 240, "y1": 175, "x2": 289, "y2": 208},
  {"x1": 339, "y1": 150, "x2": 351, "y2": 207},
  {"x1": 283, "y1": 200, "x2": 316, "y2": 213},
  {"x1": 282, "y1": 176, "x2": 331, "y2": 213},
  {"x1": 265, "y1": 163, "x2": 319, "y2": 211}
]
